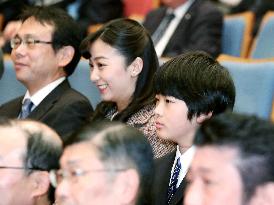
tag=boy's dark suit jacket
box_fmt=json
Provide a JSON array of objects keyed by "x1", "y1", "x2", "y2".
[
  {"x1": 143, "y1": 0, "x2": 223, "y2": 58},
  {"x1": 0, "y1": 80, "x2": 93, "y2": 142},
  {"x1": 149, "y1": 151, "x2": 187, "y2": 205}
]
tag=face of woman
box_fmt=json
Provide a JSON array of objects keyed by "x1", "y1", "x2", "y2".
[{"x1": 89, "y1": 39, "x2": 138, "y2": 111}]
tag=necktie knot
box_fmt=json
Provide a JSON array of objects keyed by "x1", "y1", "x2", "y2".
[
  {"x1": 152, "y1": 12, "x2": 175, "y2": 46},
  {"x1": 166, "y1": 13, "x2": 175, "y2": 21},
  {"x1": 19, "y1": 98, "x2": 33, "y2": 119},
  {"x1": 167, "y1": 157, "x2": 181, "y2": 204}
]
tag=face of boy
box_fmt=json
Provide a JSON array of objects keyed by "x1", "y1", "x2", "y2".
[{"x1": 154, "y1": 94, "x2": 199, "y2": 147}]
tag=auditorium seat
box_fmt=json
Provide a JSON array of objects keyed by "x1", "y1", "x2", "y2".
[
  {"x1": 68, "y1": 59, "x2": 101, "y2": 108},
  {"x1": 0, "y1": 56, "x2": 26, "y2": 105},
  {"x1": 222, "y1": 11, "x2": 254, "y2": 58},
  {"x1": 218, "y1": 55, "x2": 274, "y2": 120},
  {"x1": 249, "y1": 11, "x2": 274, "y2": 59}
]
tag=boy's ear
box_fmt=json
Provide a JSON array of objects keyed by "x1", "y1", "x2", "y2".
[
  {"x1": 57, "y1": 45, "x2": 75, "y2": 68},
  {"x1": 196, "y1": 112, "x2": 212, "y2": 124},
  {"x1": 130, "y1": 57, "x2": 143, "y2": 77}
]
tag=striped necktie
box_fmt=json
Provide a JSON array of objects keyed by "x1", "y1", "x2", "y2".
[
  {"x1": 152, "y1": 12, "x2": 175, "y2": 46},
  {"x1": 18, "y1": 98, "x2": 33, "y2": 119},
  {"x1": 167, "y1": 157, "x2": 181, "y2": 204}
]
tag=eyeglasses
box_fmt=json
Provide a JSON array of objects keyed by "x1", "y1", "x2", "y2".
[
  {"x1": 10, "y1": 37, "x2": 53, "y2": 49},
  {"x1": 0, "y1": 166, "x2": 46, "y2": 171},
  {"x1": 49, "y1": 168, "x2": 126, "y2": 188}
]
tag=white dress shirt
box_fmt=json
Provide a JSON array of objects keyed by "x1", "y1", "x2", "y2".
[
  {"x1": 155, "y1": 0, "x2": 195, "y2": 57},
  {"x1": 169, "y1": 145, "x2": 196, "y2": 188},
  {"x1": 22, "y1": 77, "x2": 66, "y2": 111}
]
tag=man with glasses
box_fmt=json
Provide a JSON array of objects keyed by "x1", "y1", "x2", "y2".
[
  {"x1": 50, "y1": 121, "x2": 154, "y2": 205},
  {"x1": 0, "y1": 6, "x2": 93, "y2": 142},
  {"x1": 0, "y1": 117, "x2": 62, "y2": 205}
]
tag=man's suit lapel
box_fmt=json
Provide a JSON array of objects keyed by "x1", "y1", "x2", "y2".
[
  {"x1": 28, "y1": 80, "x2": 70, "y2": 120},
  {"x1": 151, "y1": 8, "x2": 168, "y2": 34},
  {"x1": 3, "y1": 97, "x2": 24, "y2": 118}
]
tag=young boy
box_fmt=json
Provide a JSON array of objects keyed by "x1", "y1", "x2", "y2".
[{"x1": 151, "y1": 51, "x2": 235, "y2": 205}]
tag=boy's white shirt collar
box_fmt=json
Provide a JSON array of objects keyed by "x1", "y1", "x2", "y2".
[{"x1": 169, "y1": 145, "x2": 196, "y2": 188}]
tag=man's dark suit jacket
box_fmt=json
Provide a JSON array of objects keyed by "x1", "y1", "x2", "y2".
[
  {"x1": 0, "y1": 80, "x2": 93, "y2": 142},
  {"x1": 143, "y1": 0, "x2": 223, "y2": 58},
  {"x1": 149, "y1": 151, "x2": 187, "y2": 205}
]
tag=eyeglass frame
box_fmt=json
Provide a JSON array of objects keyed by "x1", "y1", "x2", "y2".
[
  {"x1": 10, "y1": 36, "x2": 53, "y2": 49},
  {"x1": 49, "y1": 168, "x2": 127, "y2": 188},
  {"x1": 0, "y1": 166, "x2": 47, "y2": 172}
]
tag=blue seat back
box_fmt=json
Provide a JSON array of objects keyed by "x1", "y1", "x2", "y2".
[
  {"x1": 249, "y1": 12, "x2": 274, "y2": 59},
  {"x1": 0, "y1": 58, "x2": 101, "y2": 108},
  {"x1": 222, "y1": 12, "x2": 254, "y2": 57},
  {"x1": 0, "y1": 58, "x2": 26, "y2": 105},
  {"x1": 68, "y1": 60, "x2": 101, "y2": 108},
  {"x1": 220, "y1": 60, "x2": 274, "y2": 119}
]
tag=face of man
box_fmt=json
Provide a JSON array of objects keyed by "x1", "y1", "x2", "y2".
[
  {"x1": 184, "y1": 146, "x2": 244, "y2": 205},
  {"x1": 11, "y1": 17, "x2": 65, "y2": 94},
  {"x1": 0, "y1": 127, "x2": 33, "y2": 205},
  {"x1": 55, "y1": 142, "x2": 121, "y2": 205}
]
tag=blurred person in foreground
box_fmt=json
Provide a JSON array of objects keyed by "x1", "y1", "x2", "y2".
[
  {"x1": 184, "y1": 112, "x2": 274, "y2": 205},
  {"x1": 0, "y1": 117, "x2": 62, "y2": 205},
  {"x1": 52, "y1": 121, "x2": 154, "y2": 205}
]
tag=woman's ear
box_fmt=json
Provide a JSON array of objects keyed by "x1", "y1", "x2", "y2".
[
  {"x1": 57, "y1": 45, "x2": 75, "y2": 68},
  {"x1": 130, "y1": 57, "x2": 143, "y2": 77}
]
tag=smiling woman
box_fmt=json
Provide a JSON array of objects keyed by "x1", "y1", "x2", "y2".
[{"x1": 80, "y1": 18, "x2": 176, "y2": 158}]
